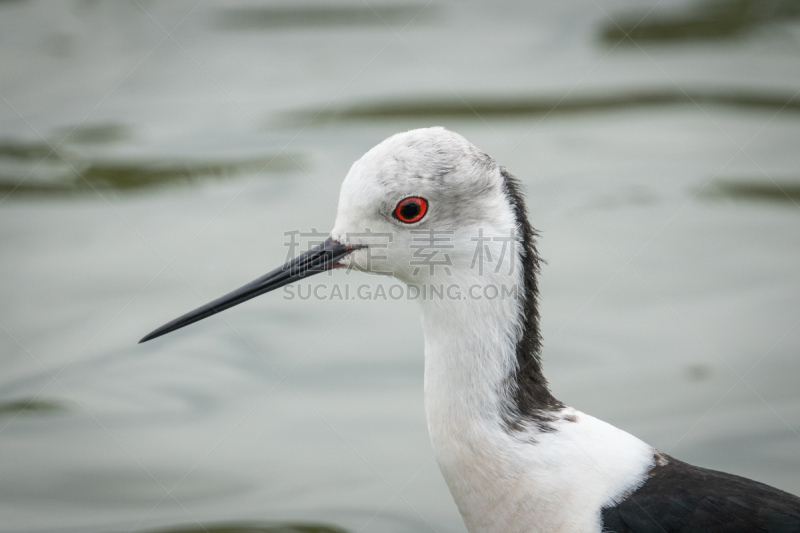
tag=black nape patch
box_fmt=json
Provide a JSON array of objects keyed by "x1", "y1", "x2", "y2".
[{"x1": 498, "y1": 168, "x2": 564, "y2": 434}]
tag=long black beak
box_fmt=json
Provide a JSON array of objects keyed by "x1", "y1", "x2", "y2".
[{"x1": 139, "y1": 237, "x2": 359, "y2": 344}]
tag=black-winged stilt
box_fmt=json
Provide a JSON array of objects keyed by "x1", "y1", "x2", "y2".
[{"x1": 141, "y1": 127, "x2": 800, "y2": 532}]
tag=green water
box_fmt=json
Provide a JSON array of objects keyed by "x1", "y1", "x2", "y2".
[{"x1": 1, "y1": 1, "x2": 799, "y2": 532}]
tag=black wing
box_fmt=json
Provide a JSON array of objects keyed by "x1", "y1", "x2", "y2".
[{"x1": 602, "y1": 455, "x2": 800, "y2": 533}]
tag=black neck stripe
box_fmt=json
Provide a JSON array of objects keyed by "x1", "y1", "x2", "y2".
[{"x1": 499, "y1": 168, "x2": 563, "y2": 432}]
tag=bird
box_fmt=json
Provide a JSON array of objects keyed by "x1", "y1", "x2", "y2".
[{"x1": 140, "y1": 127, "x2": 800, "y2": 533}]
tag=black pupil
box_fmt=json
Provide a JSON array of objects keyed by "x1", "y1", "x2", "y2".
[{"x1": 400, "y1": 200, "x2": 421, "y2": 220}]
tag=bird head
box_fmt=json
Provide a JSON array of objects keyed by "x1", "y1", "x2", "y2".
[{"x1": 140, "y1": 127, "x2": 524, "y2": 343}]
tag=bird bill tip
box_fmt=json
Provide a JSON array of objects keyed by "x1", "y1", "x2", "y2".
[{"x1": 137, "y1": 237, "x2": 359, "y2": 345}]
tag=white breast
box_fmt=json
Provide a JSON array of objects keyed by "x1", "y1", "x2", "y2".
[
  {"x1": 419, "y1": 283, "x2": 655, "y2": 533},
  {"x1": 427, "y1": 403, "x2": 655, "y2": 533}
]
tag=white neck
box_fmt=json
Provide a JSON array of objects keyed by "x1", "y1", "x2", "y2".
[
  {"x1": 419, "y1": 271, "x2": 520, "y2": 424},
  {"x1": 415, "y1": 272, "x2": 657, "y2": 533}
]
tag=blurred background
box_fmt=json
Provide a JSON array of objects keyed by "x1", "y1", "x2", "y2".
[{"x1": 1, "y1": 0, "x2": 799, "y2": 532}]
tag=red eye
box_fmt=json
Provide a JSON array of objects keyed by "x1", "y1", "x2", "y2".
[{"x1": 394, "y1": 196, "x2": 428, "y2": 223}]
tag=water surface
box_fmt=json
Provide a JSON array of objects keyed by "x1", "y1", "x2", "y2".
[{"x1": 1, "y1": 1, "x2": 799, "y2": 532}]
